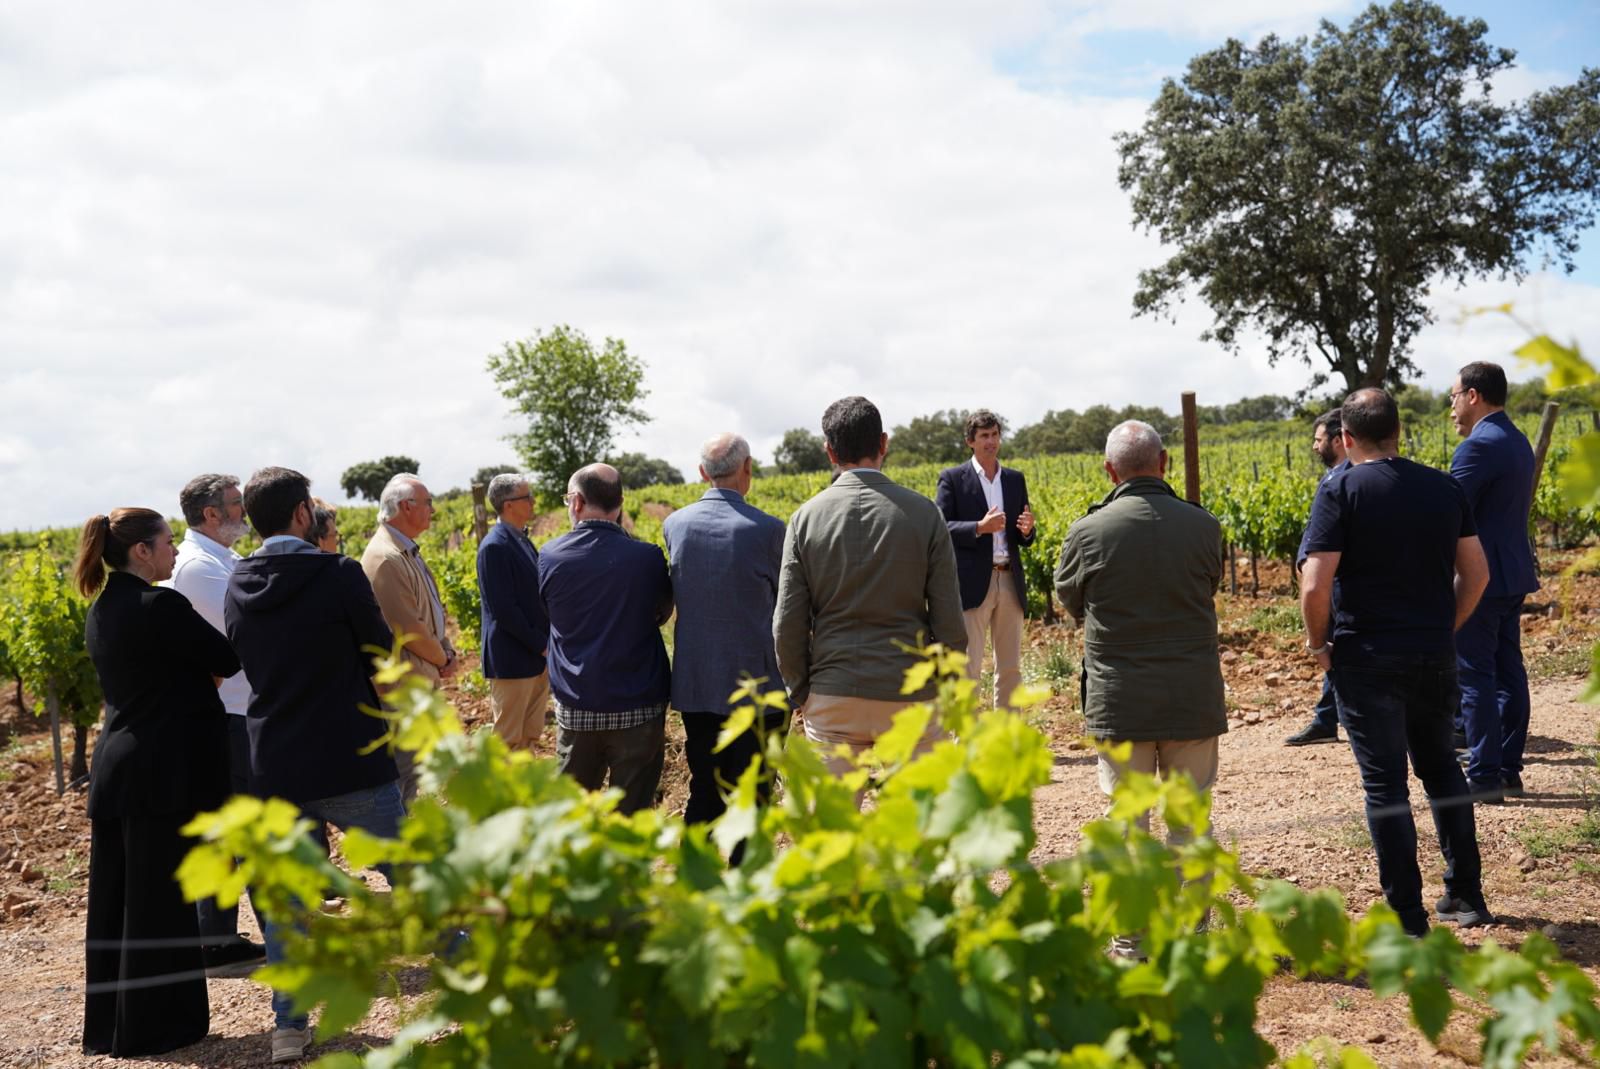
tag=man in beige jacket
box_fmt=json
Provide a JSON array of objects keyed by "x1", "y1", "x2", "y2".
[
  {"x1": 774, "y1": 396, "x2": 967, "y2": 777},
  {"x1": 361, "y1": 472, "x2": 456, "y2": 805}
]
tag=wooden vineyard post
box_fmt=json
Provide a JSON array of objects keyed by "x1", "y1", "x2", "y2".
[
  {"x1": 470, "y1": 483, "x2": 489, "y2": 542},
  {"x1": 1181, "y1": 392, "x2": 1200, "y2": 504},
  {"x1": 1531, "y1": 402, "x2": 1561, "y2": 497},
  {"x1": 46, "y1": 684, "x2": 65, "y2": 797}
]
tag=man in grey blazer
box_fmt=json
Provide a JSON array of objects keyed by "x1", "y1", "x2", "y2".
[
  {"x1": 774, "y1": 396, "x2": 968, "y2": 777},
  {"x1": 663, "y1": 433, "x2": 787, "y2": 832}
]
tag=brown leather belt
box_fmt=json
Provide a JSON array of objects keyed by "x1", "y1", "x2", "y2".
[{"x1": 993, "y1": 563, "x2": 1010, "y2": 572}]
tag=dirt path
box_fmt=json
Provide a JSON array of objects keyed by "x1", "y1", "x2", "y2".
[{"x1": 2, "y1": 651, "x2": 1597, "y2": 1065}]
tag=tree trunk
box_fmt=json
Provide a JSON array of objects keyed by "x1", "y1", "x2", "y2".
[
  {"x1": 70, "y1": 721, "x2": 89, "y2": 785},
  {"x1": 1250, "y1": 551, "x2": 1259, "y2": 598}
]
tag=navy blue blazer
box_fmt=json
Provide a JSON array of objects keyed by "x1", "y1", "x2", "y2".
[
  {"x1": 935, "y1": 461, "x2": 1035, "y2": 610},
  {"x1": 537, "y1": 521, "x2": 672, "y2": 713},
  {"x1": 662, "y1": 488, "x2": 785, "y2": 714},
  {"x1": 476, "y1": 520, "x2": 549, "y2": 679},
  {"x1": 1451, "y1": 410, "x2": 1539, "y2": 599}
]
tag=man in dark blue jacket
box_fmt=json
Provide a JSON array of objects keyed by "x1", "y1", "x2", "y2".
[
  {"x1": 663, "y1": 433, "x2": 786, "y2": 832},
  {"x1": 1449, "y1": 361, "x2": 1539, "y2": 801},
  {"x1": 224, "y1": 466, "x2": 399, "y2": 1062},
  {"x1": 538, "y1": 463, "x2": 673, "y2": 814},
  {"x1": 476, "y1": 473, "x2": 550, "y2": 752},
  {"x1": 934, "y1": 409, "x2": 1035, "y2": 706}
]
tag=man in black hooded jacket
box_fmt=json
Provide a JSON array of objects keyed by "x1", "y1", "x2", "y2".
[{"x1": 224, "y1": 466, "x2": 399, "y2": 1063}]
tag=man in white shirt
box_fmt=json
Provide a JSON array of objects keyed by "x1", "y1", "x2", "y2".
[
  {"x1": 934, "y1": 410, "x2": 1036, "y2": 706},
  {"x1": 162, "y1": 472, "x2": 265, "y2": 973}
]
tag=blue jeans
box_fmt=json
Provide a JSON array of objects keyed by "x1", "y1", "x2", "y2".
[
  {"x1": 1310, "y1": 674, "x2": 1339, "y2": 733},
  {"x1": 1331, "y1": 649, "x2": 1482, "y2": 934},
  {"x1": 261, "y1": 781, "x2": 404, "y2": 1030},
  {"x1": 1456, "y1": 594, "x2": 1530, "y2": 784}
]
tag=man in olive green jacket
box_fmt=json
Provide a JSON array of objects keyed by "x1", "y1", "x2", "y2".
[
  {"x1": 774, "y1": 396, "x2": 968, "y2": 777},
  {"x1": 1054, "y1": 420, "x2": 1227, "y2": 837}
]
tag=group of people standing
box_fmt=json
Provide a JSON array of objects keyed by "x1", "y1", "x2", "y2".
[{"x1": 69, "y1": 365, "x2": 1539, "y2": 1060}]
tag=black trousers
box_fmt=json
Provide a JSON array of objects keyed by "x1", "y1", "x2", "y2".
[
  {"x1": 83, "y1": 813, "x2": 210, "y2": 1056},
  {"x1": 683, "y1": 711, "x2": 785, "y2": 864},
  {"x1": 196, "y1": 715, "x2": 256, "y2": 942}
]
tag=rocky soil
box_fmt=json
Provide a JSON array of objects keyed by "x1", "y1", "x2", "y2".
[{"x1": 1, "y1": 557, "x2": 1597, "y2": 1067}]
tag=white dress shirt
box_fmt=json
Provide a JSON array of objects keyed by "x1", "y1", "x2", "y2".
[
  {"x1": 163, "y1": 528, "x2": 251, "y2": 716},
  {"x1": 971, "y1": 456, "x2": 1009, "y2": 564}
]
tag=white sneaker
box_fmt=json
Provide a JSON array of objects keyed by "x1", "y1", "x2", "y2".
[{"x1": 271, "y1": 1026, "x2": 309, "y2": 1063}]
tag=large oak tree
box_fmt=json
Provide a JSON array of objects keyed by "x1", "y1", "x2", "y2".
[{"x1": 1116, "y1": 0, "x2": 1600, "y2": 392}]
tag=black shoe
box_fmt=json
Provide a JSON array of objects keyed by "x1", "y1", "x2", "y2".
[
  {"x1": 1285, "y1": 722, "x2": 1339, "y2": 746},
  {"x1": 1503, "y1": 772, "x2": 1524, "y2": 797},
  {"x1": 1469, "y1": 779, "x2": 1506, "y2": 805},
  {"x1": 1435, "y1": 895, "x2": 1495, "y2": 927},
  {"x1": 203, "y1": 936, "x2": 267, "y2": 977}
]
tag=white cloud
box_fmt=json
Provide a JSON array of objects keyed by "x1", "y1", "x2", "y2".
[{"x1": 0, "y1": 1, "x2": 1595, "y2": 529}]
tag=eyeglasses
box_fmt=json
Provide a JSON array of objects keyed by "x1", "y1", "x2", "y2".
[
  {"x1": 562, "y1": 492, "x2": 577, "y2": 506},
  {"x1": 407, "y1": 496, "x2": 435, "y2": 508},
  {"x1": 1447, "y1": 389, "x2": 1469, "y2": 404},
  {"x1": 503, "y1": 494, "x2": 532, "y2": 504}
]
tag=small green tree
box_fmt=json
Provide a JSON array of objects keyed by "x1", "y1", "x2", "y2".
[
  {"x1": 471, "y1": 465, "x2": 519, "y2": 488},
  {"x1": 487, "y1": 325, "x2": 650, "y2": 496},
  {"x1": 608, "y1": 453, "x2": 684, "y2": 489},
  {"x1": 771, "y1": 428, "x2": 829, "y2": 474},
  {"x1": 340, "y1": 456, "x2": 421, "y2": 503},
  {"x1": 1116, "y1": 0, "x2": 1600, "y2": 393}
]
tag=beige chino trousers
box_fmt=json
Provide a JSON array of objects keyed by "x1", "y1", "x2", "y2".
[
  {"x1": 490, "y1": 672, "x2": 552, "y2": 752},
  {"x1": 963, "y1": 569, "x2": 1025, "y2": 707},
  {"x1": 800, "y1": 693, "x2": 944, "y2": 779}
]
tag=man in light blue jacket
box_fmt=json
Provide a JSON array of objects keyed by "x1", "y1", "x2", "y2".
[{"x1": 664, "y1": 433, "x2": 787, "y2": 836}]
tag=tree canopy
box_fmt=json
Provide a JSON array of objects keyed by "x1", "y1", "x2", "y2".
[
  {"x1": 608, "y1": 452, "x2": 685, "y2": 489},
  {"x1": 471, "y1": 464, "x2": 520, "y2": 488},
  {"x1": 771, "y1": 428, "x2": 829, "y2": 474},
  {"x1": 888, "y1": 409, "x2": 1004, "y2": 467},
  {"x1": 487, "y1": 325, "x2": 650, "y2": 495},
  {"x1": 1115, "y1": 0, "x2": 1600, "y2": 393},
  {"x1": 339, "y1": 456, "x2": 420, "y2": 502}
]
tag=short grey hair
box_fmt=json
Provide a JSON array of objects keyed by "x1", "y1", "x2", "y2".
[
  {"x1": 1105, "y1": 420, "x2": 1164, "y2": 476},
  {"x1": 179, "y1": 473, "x2": 238, "y2": 526},
  {"x1": 378, "y1": 473, "x2": 423, "y2": 521},
  {"x1": 700, "y1": 433, "x2": 750, "y2": 480},
  {"x1": 486, "y1": 472, "x2": 530, "y2": 514}
]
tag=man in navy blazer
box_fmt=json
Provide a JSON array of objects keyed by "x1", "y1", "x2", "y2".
[
  {"x1": 1449, "y1": 361, "x2": 1539, "y2": 801},
  {"x1": 934, "y1": 409, "x2": 1036, "y2": 706},
  {"x1": 663, "y1": 433, "x2": 787, "y2": 834},
  {"x1": 476, "y1": 473, "x2": 550, "y2": 751}
]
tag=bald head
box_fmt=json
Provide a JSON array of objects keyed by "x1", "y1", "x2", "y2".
[
  {"x1": 1104, "y1": 420, "x2": 1166, "y2": 482},
  {"x1": 568, "y1": 463, "x2": 623, "y2": 520}
]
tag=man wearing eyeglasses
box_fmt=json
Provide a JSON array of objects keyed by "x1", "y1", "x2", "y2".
[
  {"x1": 361, "y1": 472, "x2": 456, "y2": 806},
  {"x1": 476, "y1": 473, "x2": 550, "y2": 752},
  {"x1": 1448, "y1": 361, "x2": 1538, "y2": 803}
]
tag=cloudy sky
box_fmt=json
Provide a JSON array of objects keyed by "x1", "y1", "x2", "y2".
[{"x1": 3, "y1": 0, "x2": 1597, "y2": 529}]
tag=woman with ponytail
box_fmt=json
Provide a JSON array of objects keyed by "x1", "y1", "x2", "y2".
[{"x1": 74, "y1": 508, "x2": 240, "y2": 1056}]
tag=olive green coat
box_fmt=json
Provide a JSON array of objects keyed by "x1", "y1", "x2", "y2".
[{"x1": 1053, "y1": 477, "x2": 1227, "y2": 741}]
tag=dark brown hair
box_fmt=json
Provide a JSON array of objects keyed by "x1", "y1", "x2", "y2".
[
  {"x1": 309, "y1": 497, "x2": 339, "y2": 547},
  {"x1": 1458, "y1": 361, "x2": 1508, "y2": 407},
  {"x1": 963, "y1": 409, "x2": 1003, "y2": 442},
  {"x1": 242, "y1": 467, "x2": 312, "y2": 537},
  {"x1": 821, "y1": 396, "x2": 883, "y2": 465},
  {"x1": 1340, "y1": 388, "x2": 1400, "y2": 445},
  {"x1": 73, "y1": 508, "x2": 166, "y2": 597}
]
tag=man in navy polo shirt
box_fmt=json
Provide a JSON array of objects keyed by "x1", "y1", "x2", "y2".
[
  {"x1": 538, "y1": 463, "x2": 673, "y2": 814},
  {"x1": 1300, "y1": 389, "x2": 1493, "y2": 937}
]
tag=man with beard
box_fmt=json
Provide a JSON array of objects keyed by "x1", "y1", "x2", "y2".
[
  {"x1": 162, "y1": 473, "x2": 266, "y2": 974},
  {"x1": 1285, "y1": 411, "x2": 1349, "y2": 746}
]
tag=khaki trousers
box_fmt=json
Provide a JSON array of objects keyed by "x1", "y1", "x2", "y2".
[
  {"x1": 490, "y1": 672, "x2": 551, "y2": 752},
  {"x1": 963, "y1": 569, "x2": 1025, "y2": 707},
  {"x1": 1095, "y1": 736, "x2": 1220, "y2": 843},
  {"x1": 800, "y1": 692, "x2": 944, "y2": 778}
]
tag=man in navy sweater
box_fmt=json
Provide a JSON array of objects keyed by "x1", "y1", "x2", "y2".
[
  {"x1": 538, "y1": 463, "x2": 673, "y2": 814},
  {"x1": 1449, "y1": 361, "x2": 1539, "y2": 801},
  {"x1": 476, "y1": 472, "x2": 550, "y2": 752},
  {"x1": 224, "y1": 466, "x2": 399, "y2": 1063}
]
